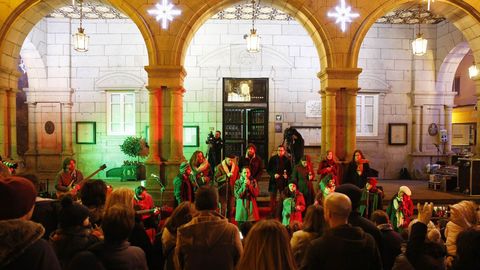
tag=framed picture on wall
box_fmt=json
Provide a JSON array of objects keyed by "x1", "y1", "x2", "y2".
[
  {"x1": 388, "y1": 123, "x2": 408, "y2": 145},
  {"x1": 184, "y1": 126, "x2": 199, "y2": 147},
  {"x1": 76, "y1": 122, "x2": 96, "y2": 144}
]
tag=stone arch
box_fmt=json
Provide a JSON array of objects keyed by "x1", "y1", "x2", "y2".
[
  {"x1": 436, "y1": 42, "x2": 470, "y2": 94},
  {"x1": 172, "y1": 0, "x2": 331, "y2": 71},
  {"x1": 0, "y1": 0, "x2": 156, "y2": 76},
  {"x1": 349, "y1": 0, "x2": 480, "y2": 69},
  {"x1": 19, "y1": 40, "x2": 47, "y2": 89}
]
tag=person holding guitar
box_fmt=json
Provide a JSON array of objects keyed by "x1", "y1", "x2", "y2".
[{"x1": 55, "y1": 158, "x2": 84, "y2": 198}]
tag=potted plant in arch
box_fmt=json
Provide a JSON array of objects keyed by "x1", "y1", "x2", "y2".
[{"x1": 120, "y1": 136, "x2": 149, "y2": 181}]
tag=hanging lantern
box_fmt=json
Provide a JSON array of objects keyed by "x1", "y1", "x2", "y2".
[
  {"x1": 246, "y1": 29, "x2": 260, "y2": 53},
  {"x1": 412, "y1": 33, "x2": 427, "y2": 56},
  {"x1": 73, "y1": 0, "x2": 89, "y2": 52},
  {"x1": 245, "y1": 0, "x2": 260, "y2": 53}
]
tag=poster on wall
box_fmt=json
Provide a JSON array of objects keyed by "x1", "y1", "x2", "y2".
[
  {"x1": 291, "y1": 126, "x2": 321, "y2": 147},
  {"x1": 184, "y1": 126, "x2": 199, "y2": 147},
  {"x1": 305, "y1": 100, "x2": 321, "y2": 118}
]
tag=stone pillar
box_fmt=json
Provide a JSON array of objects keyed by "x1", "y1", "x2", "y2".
[
  {"x1": 169, "y1": 86, "x2": 186, "y2": 162},
  {"x1": 26, "y1": 102, "x2": 38, "y2": 154},
  {"x1": 61, "y1": 102, "x2": 74, "y2": 155},
  {"x1": 7, "y1": 89, "x2": 18, "y2": 160},
  {"x1": 444, "y1": 106, "x2": 453, "y2": 154},
  {"x1": 318, "y1": 68, "x2": 362, "y2": 162},
  {"x1": 320, "y1": 89, "x2": 327, "y2": 157},
  {"x1": 0, "y1": 89, "x2": 8, "y2": 158},
  {"x1": 144, "y1": 65, "x2": 187, "y2": 205},
  {"x1": 412, "y1": 106, "x2": 421, "y2": 153}
]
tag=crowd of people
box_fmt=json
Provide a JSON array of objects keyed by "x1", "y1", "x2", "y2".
[{"x1": 1, "y1": 129, "x2": 480, "y2": 269}]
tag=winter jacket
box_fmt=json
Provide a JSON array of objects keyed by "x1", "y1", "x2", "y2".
[
  {"x1": 234, "y1": 178, "x2": 260, "y2": 222},
  {"x1": 0, "y1": 219, "x2": 61, "y2": 270},
  {"x1": 175, "y1": 211, "x2": 243, "y2": 270},
  {"x1": 301, "y1": 224, "x2": 382, "y2": 270}
]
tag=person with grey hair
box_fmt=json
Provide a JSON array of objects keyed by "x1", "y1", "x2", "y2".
[{"x1": 301, "y1": 192, "x2": 382, "y2": 270}]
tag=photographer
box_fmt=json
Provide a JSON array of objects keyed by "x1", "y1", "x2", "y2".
[{"x1": 206, "y1": 130, "x2": 223, "y2": 171}]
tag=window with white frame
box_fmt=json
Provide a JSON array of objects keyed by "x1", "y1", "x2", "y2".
[
  {"x1": 356, "y1": 94, "x2": 379, "y2": 136},
  {"x1": 107, "y1": 91, "x2": 136, "y2": 135}
]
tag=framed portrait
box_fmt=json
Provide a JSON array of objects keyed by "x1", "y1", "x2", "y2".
[
  {"x1": 388, "y1": 123, "x2": 408, "y2": 145},
  {"x1": 184, "y1": 126, "x2": 199, "y2": 147},
  {"x1": 76, "y1": 122, "x2": 96, "y2": 144}
]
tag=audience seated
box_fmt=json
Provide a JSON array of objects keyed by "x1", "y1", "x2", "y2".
[
  {"x1": 174, "y1": 186, "x2": 243, "y2": 270},
  {"x1": 237, "y1": 219, "x2": 297, "y2": 270},
  {"x1": 0, "y1": 176, "x2": 61, "y2": 270},
  {"x1": 450, "y1": 227, "x2": 480, "y2": 270}
]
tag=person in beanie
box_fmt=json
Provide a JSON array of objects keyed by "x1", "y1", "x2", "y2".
[
  {"x1": 174, "y1": 161, "x2": 197, "y2": 206},
  {"x1": 50, "y1": 195, "x2": 100, "y2": 268},
  {"x1": 0, "y1": 176, "x2": 61, "y2": 270},
  {"x1": 239, "y1": 143, "x2": 263, "y2": 182}
]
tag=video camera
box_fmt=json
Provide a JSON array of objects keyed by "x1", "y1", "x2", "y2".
[{"x1": 206, "y1": 131, "x2": 215, "y2": 145}]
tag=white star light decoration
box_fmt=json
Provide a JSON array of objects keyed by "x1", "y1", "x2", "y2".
[
  {"x1": 148, "y1": 0, "x2": 181, "y2": 29},
  {"x1": 327, "y1": 0, "x2": 359, "y2": 33}
]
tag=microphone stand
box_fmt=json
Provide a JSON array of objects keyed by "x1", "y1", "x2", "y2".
[{"x1": 151, "y1": 174, "x2": 165, "y2": 219}]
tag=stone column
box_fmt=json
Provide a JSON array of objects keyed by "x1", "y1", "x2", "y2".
[
  {"x1": 144, "y1": 65, "x2": 187, "y2": 205},
  {"x1": 412, "y1": 106, "x2": 421, "y2": 153},
  {"x1": 320, "y1": 89, "x2": 327, "y2": 157},
  {"x1": 61, "y1": 102, "x2": 74, "y2": 155},
  {"x1": 7, "y1": 89, "x2": 18, "y2": 160},
  {"x1": 444, "y1": 106, "x2": 453, "y2": 154},
  {"x1": 169, "y1": 86, "x2": 186, "y2": 162},
  {"x1": 318, "y1": 67, "x2": 362, "y2": 162},
  {"x1": 0, "y1": 89, "x2": 8, "y2": 158}
]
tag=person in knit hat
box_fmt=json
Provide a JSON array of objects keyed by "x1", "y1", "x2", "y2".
[
  {"x1": 0, "y1": 176, "x2": 61, "y2": 270},
  {"x1": 282, "y1": 181, "x2": 305, "y2": 228},
  {"x1": 50, "y1": 195, "x2": 100, "y2": 268},
  {"x1": 174, "y1": 161, "x2": 197, "y2": 206}
]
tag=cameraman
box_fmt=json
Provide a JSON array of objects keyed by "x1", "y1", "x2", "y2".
[{"x1": 206, "y1": 130, "x2": 223, "y2": 172}]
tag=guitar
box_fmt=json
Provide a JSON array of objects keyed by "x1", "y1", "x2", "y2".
[{"x1": 56, "y1": 164, "x2": 107, "y2": 198}]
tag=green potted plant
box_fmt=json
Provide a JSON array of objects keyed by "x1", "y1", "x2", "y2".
[{"x1": 120, "y1": 136, "x2": 149, "y2": 181}]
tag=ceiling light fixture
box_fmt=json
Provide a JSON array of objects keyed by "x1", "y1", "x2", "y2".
[
  {"x1": 72, "y1": 0, "x2": 89, "y2": 52},
  {"x1": 148, "y1": 0, "x2": 181, "y2": 30},
  {"x1": 411, "y1": 5, "x2": 427, "y2": 56},
  {"x1": 244, "y1": 0, "x2": 261, "y2": 53}
]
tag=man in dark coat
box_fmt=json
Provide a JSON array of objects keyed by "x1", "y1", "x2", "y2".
[
  {"x1": 301, "y1": 192, "x2": 382, "y2": 270},
  {"x1": 371, "y1": 210, "x2": 403, "y2": 270},
  {"x1": 239, "y1": 143, "x2": 263, "y2": 181},
  {"x1": 267, "y1": 145, "x2": 292, "y2": 217}
]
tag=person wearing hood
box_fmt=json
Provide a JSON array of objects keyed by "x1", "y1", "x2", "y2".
[
  {"x1": 301, "y1": 192, "x2": 382, "y2": 270},
  {"x1": 174, "y1": 186, "x2": 243, "y2": 270},
  {"x1": 239, "y1": 143, "x2": 263, "y2": 182},
  {"x1": 173, "y1": 161, "x2": 197, "y2": 206},
  {"x1": 0, "y1": 176, "x2": 61, "y2": 270},
  {"x1": 214, "y1": 155, "x2": 239, "y2": 218}
]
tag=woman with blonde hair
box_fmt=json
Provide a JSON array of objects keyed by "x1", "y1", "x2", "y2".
[
  {"x1": 105, "y1": 187, "x2": 135, "y2": 210},
  {"x1": 236, "y1": 219, "x2": 297, "y2": 270}
]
